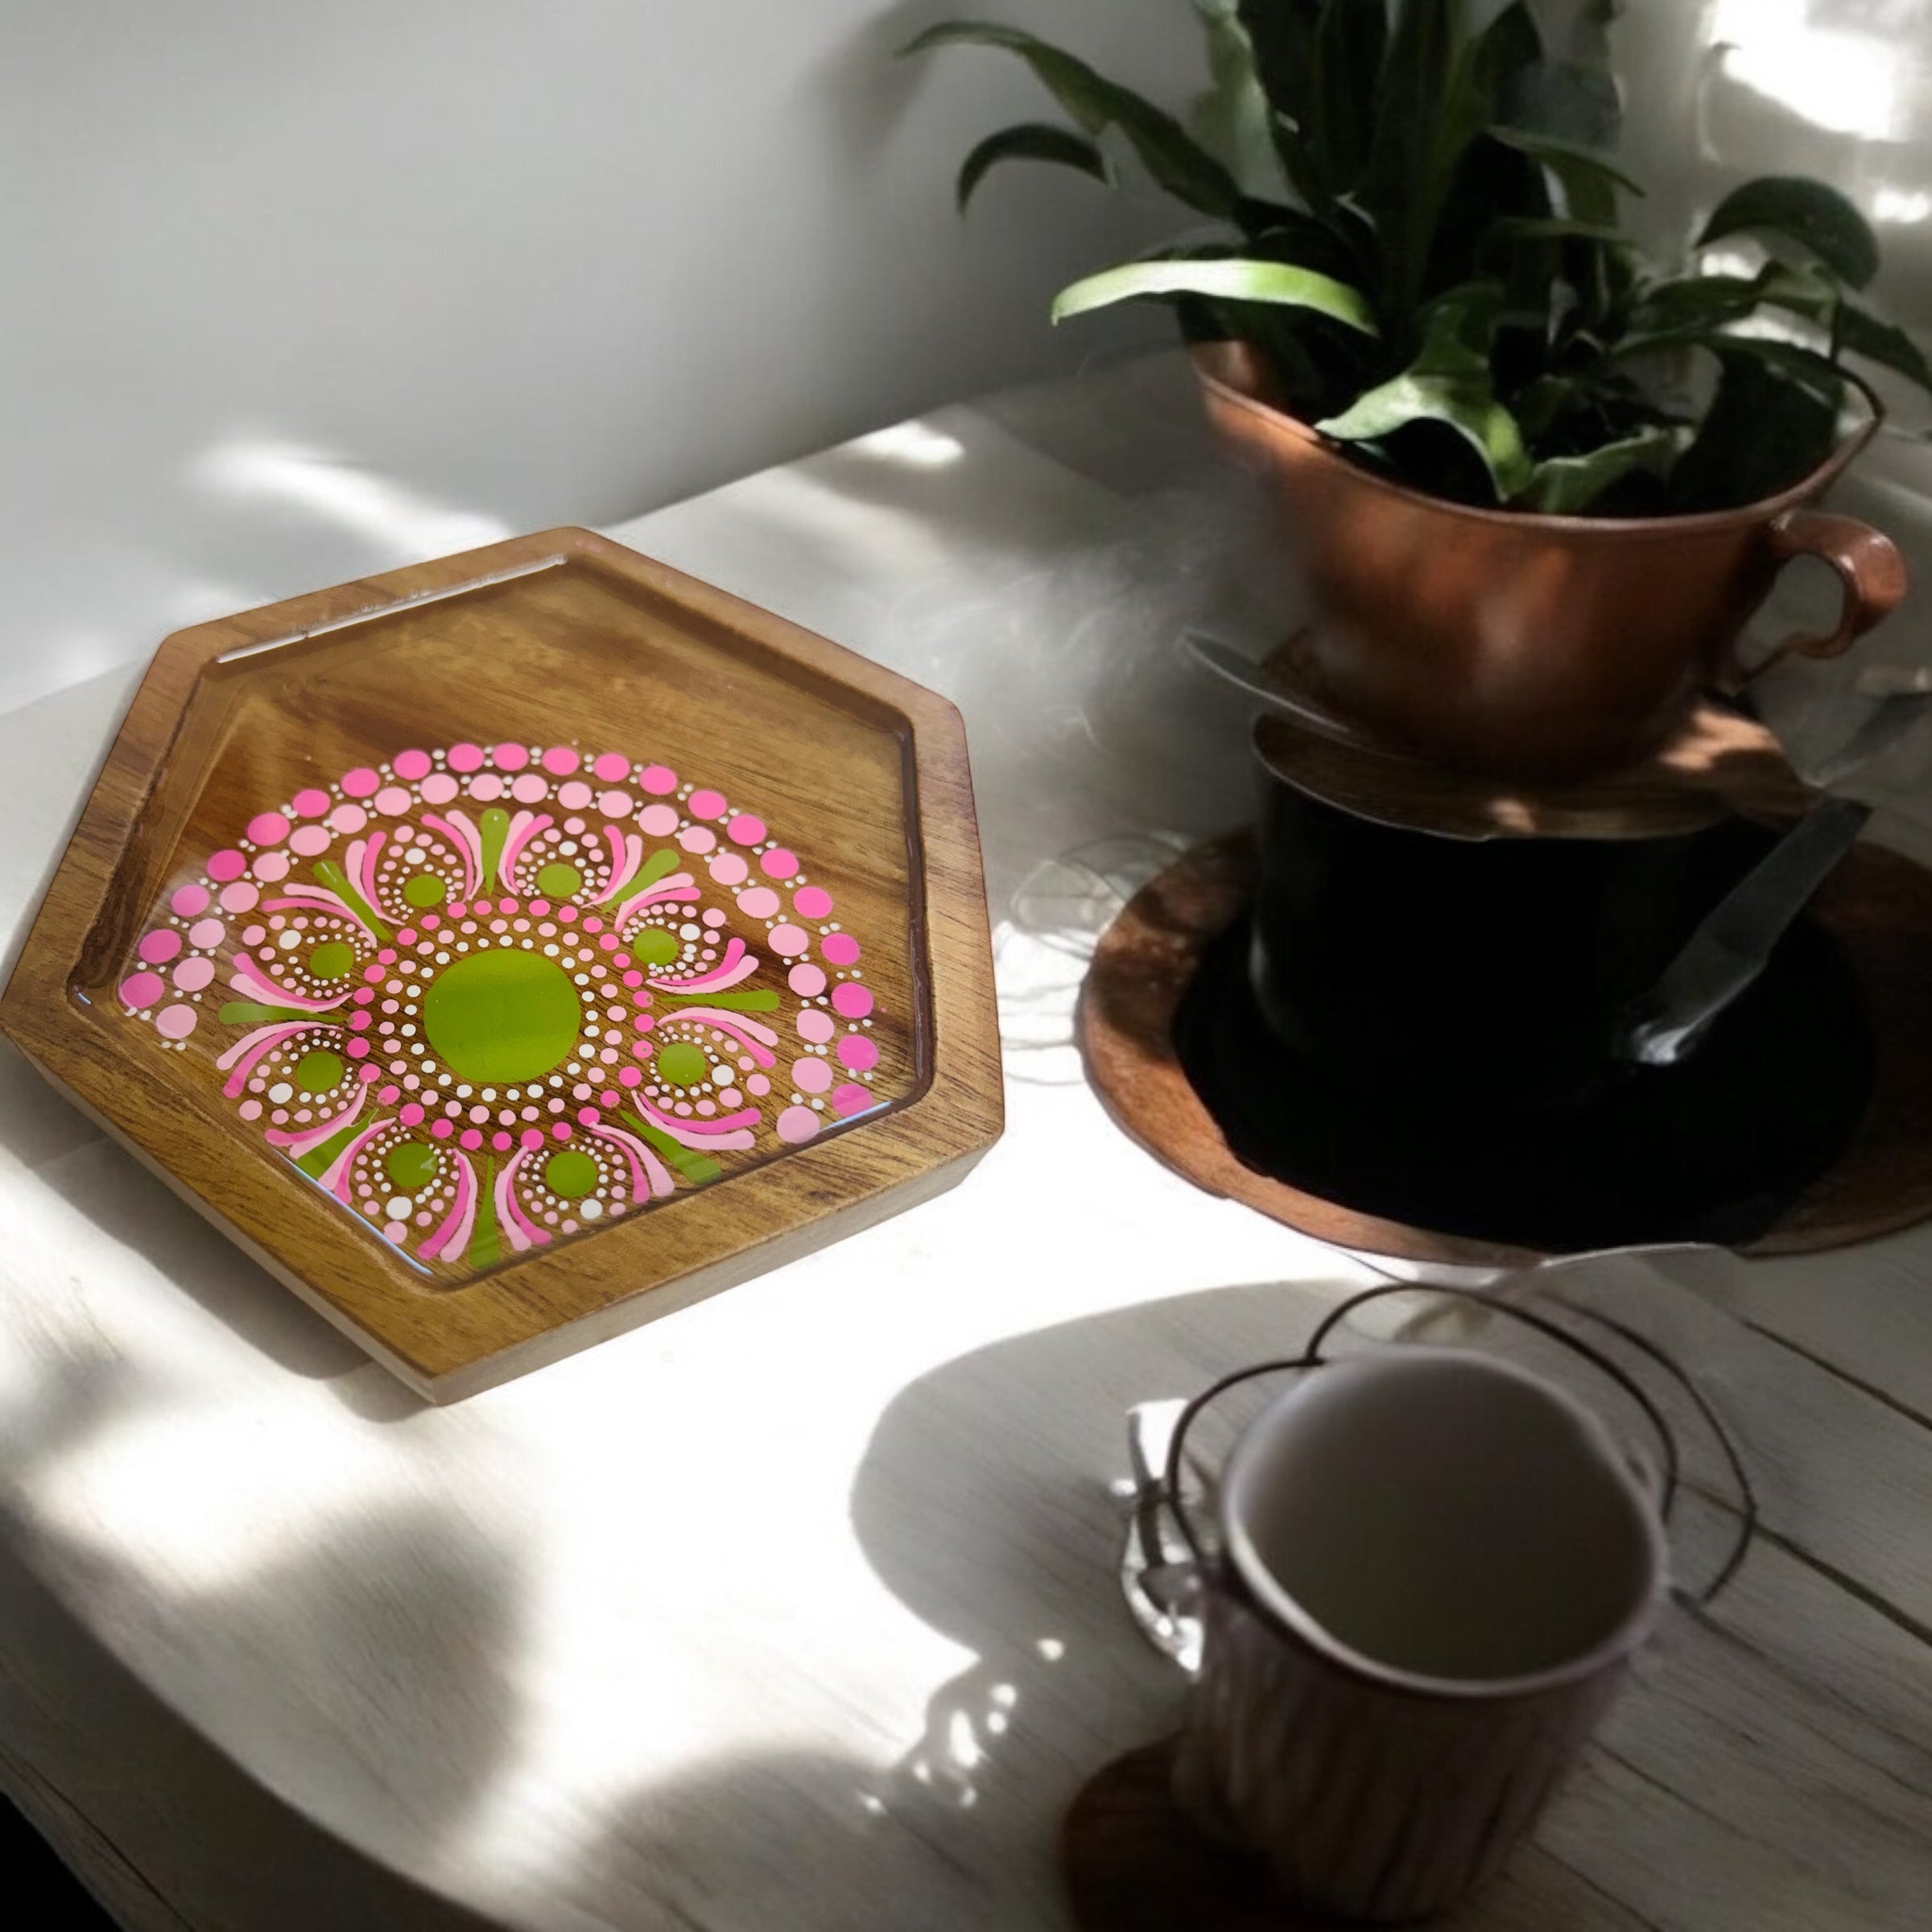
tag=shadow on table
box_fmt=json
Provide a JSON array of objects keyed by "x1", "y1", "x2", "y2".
[
  {"x1": 546, "y1": 1279, "x2": 1339, "y2": 1929},
  {"x1": 0, "y1": 1522, "x2": 512, "y2": 1930}
]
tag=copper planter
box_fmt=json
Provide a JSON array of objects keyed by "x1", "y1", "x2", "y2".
[{"x1": 1193, "y1": 341, "x2": 1907, "y2": 781}]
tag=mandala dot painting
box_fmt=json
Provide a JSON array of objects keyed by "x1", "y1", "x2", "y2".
[{"x1": 115, "y1": 740, "x2": 899, "y2": 1278}]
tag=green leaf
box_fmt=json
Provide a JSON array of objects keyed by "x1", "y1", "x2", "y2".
[
  {"x1": 1487, "y1": 215, "x2": 1627, "y2": 247},
  {"x1": 1489, "y1": 126, "x2": 1641, "y2": 225},
  {"x1": 902, "y1": 22, "x2": 1241, "y2": 218},
  {"x1": 1835, "y1": 302, "x2": 1932, "y2": 392},
  {"x1": 1669, "y1": 347, "x2": 1845, "y2": 513},
  {"x1": 1696, "y1": 175, "x2": 1880, "y2": 289},
  {"x1": 1524, "y1": 426, "x2": 1678, "y2": 514},
  {"x1": 955, "y1": 122, "x2": 1112, "y2": 213},
  {"x1": 1051, "y1": 256, "x2": 1377, "y2": 333},
  {"x1": 1191, "y1": 0, "x2": 1283, "y2": 200},
  {"x1": 1363, "y1": 2, "x2": 1544, "y2": 318},
  {"x1": 1316, "y1": 281, "x2": 1533, "y2": 500},
  {"x1": 1308, "y1": 0, "x2": 1389, "y2": 196}
]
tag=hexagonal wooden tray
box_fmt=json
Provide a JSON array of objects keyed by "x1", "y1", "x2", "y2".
[{"x1": 0, "y1": 530, "x2": 1001, "y2": 1400}]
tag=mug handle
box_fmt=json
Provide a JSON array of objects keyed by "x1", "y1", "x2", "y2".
[{"x1": 1719, "y1": 510, "x2": 1907, "y2": 689}]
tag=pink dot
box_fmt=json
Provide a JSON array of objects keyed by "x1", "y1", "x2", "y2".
[
  {"x1": 798, "y1": 1009, "x2": 835, "y2": 1045},
  {"x1": 593, "y1": 752, "x2": 630, "y2": 783},
  {"x1": 155, "y1": 1005, "x2": 198, "y2": 1041},
  {"x1": 708, "y1": 853, "x2": 749, "y2": 886},
  {"x1": 365, "y1": 964, "x2": 386, "y2": 983},
  {"x1": 246, "y1": 811, "x2": 290, "y2": 847},
  {"x1": 238, "y1": 1100, "x2": 262, "y2": 1121},
  {"x1": 618, "y1": 1064, "x2": 642, "y2": 1088},
  {"x1": 794, "y1": 886, "x2": 833, "y2": 920},
  {"x1": 770, "y1": 924, "x2": 808, "y2": 957},
  {"x1": 510, "y1": 773, "x2": 547, "y2": 804},
  {"x1": 171, "y1": 956, "x2": 214, "y2": 993},
  {"x1": 492, "y1": 1131, "x2": 514, "y2": 1152},
  {"x1": 776, "y1": 1105, "x2": 819, "y2": 1145},
  {"x1": 541, "y1": 745, "x2": 580, "y2": 776},
  {"x1": 138, "y1": 929, "x2": 181, "y2": 964},
  {"x1": 558, "y1": 780, "x2": 592, "y2": 811},
  {"x1": 291, "y1": 788, "x2": 331, "y2": 819},
  {"x1": 220, "y1": 881, "x2": 259, "y2": 914},
  {"x1": 822, "y1": 932, "x2": 861, "y2": 967},
  {"x1": 639, "y1": 803, "x2": 679, "y2": 836},
  {"x1": 120, "y1": 971, "x2": 164, "y2": 1009},
  {"x1": 793, "y1": 1057, "x2": 832, "y2": 1095},
  {"x1": 832, "y1": 1083, "x2": 873, "y2": 1118},
  {"x1": 551, "y1": 1121, "x2": 572, "y2": 1141},
  {"x1": 329, "y1": 803, "x2": 368, "y2": 834},
  {"x1": 393, "y1": 749, "x2": 432, "y2": 781},
  {"x1": 383, "y1": 1221, "x2": 408, "y2": 1244},
  {"x1": 640, "y1": 764, "x2": 678, "y2": 795},
  {"x1": 207, "y1": 849, "x2": 246, "y2": 882},
  {"x1": 837, "y1": 1034, "x2": 879, "y2": 1071},
  {"x1": 493, "y1": 741, "x2": 529, "y2": 770},
  {"x1": 290, "y1": 824, "x2": 330, "y2": 857},
  {"x1": 420, "y1": 773, "x2": 458, "y2": 805},
  {"x1": 349, "y1": 1042, "x2": 372, "y2": 1060},
  {"x1": 598, "y1": 790, "x2": 633, "y2": 818},
  {"x1": 251, "y1": 851, "x2": 290, "y2": 881},
  {"x1": 678, "y1": 826, "x2": 716, "y2": 854},
  {"x1": 747, "y1": 1073, "x2": 771, "y2": 1096},
  {"x1": 187, "y1": 918, "x2": 225, "y2": 950},
  {"x1": 832, "y1": 981, "x2": 874, "y2": 1020},
  {"x1": 469, "y1": 774, "x2": 504, "y2": 801},
  {"x1": 378, "y1": 1083, "x2": 401, "y2": 1104},
  {"x1": 688, "y1": 789, "x2": 728, "y2": 820},
  {"x1": 341, "y1": 767, "x2": 381, "y2": 799},
  {"x1": 171, "y1": 885, "x2": 210, "y2": 918},
  {"x1": 399, "y1": 1102, "x2": 426, "y2": 1125},
  {"x1": 737, "y1": 886, "x2": 780, "y2": 920},
  {"x1": 448, "y1": 743, "x2": 485, "y2": 773},
  {"x1": 374, "y1": 786, "x2": 412, "y2": 816},
  {"x1": 460, "y1": 1128, "x2": 483, "y2": 1150},
  {"x1": 431, "y1": 1119, "x2": 454, "y2": 1140},
  {"x1": 728, "y1": 815, "x2": 766, "y2": 846},
  {"x1": 521, "y1": 1127, "x2": 546, "y2": 1150},
  {"x1": 761, "y1": 848, "x2": 799, "y2": 880},
  {"x1": 788, "y1": 963, "x2": 827, "y2": 997},
  {"x1": 242, "y1": 924, "x2": 266, "y2": 946}
]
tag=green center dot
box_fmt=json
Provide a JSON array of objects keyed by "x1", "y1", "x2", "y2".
[
  {"x1": 403, "y1": 873, "x2": 447, "y2": 908},
  {"x1": 535, "y1": 861, "x2": 583, "y2": 898},
  {"x1": 543, "y1": 1148, "x2": 599, "y2": 1199},
  {"x1": 293, "y1": 1048, "x2": 344, "y2": 1093},
  {"x1": 632, "y1": 927, "x2": 679, "y2": 966},
  {"x1": 654, "y1": 1041, "x2": 709, "y2": 1088},
  {"x1": 386, "y1": 1141, "x2": 440, "y2": 1191},
  {"x1": 421, "y1": 947, "x2": 583, "y2": 1084},
  {"x1": 308, "y1": 941, "x2": 356, "y2": 980}
]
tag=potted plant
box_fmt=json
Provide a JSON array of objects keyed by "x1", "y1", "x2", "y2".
[{"x1": 906, "y1": 1, "x2": 1928, "y2": 779}]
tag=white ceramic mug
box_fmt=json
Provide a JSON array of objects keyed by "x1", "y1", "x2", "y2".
[{"x1": 1170, "y1": 1348, "x2": 1667, "y2": 1922}]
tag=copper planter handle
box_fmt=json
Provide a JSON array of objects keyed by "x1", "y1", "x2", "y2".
[{"x1": 1725, "y1": 509, "x2": 1909, "y2": 687}]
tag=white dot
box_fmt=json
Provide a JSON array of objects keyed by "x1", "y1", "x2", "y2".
[
  {"x1": 267, "y1": 1082, "x2": 293, "y2": 1104},
  {"x1": 580, "y1": 1199, "x2": 603, "y2": 1220},
  {"x1": 386, "y1": 1196, "x2": 413, "y2": 1220}
]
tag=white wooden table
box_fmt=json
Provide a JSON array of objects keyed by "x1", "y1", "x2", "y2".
[{"x1": 0, "y1": 353, "x2": 1928, "y2": 1930}]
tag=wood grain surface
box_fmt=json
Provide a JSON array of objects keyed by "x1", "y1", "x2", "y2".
[{"x1": 0, "y1": 530, "x2": 1002, "y2": 1399}]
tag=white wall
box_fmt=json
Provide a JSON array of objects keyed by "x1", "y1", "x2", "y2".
[{"x1": 0, "y1": 1, "x2": 1203, "y2": 710}]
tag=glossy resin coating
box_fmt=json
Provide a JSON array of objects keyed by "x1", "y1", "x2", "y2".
[{"x1": 2, "y1": 530, "x2": 1002, "y2": 1398}]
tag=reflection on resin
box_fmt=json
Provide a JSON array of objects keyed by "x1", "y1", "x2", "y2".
[{"x1": 114, "y1": 737, "x2": 898, "y2": 1280}]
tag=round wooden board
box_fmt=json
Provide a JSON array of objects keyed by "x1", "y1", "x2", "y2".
[
  {"x1": 1062, "y1": 1736, "x2": 1352, "y2": 1932},
  {"x1": 1076, "y1": 833, "x2": 1932, "y2": 1268}
]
